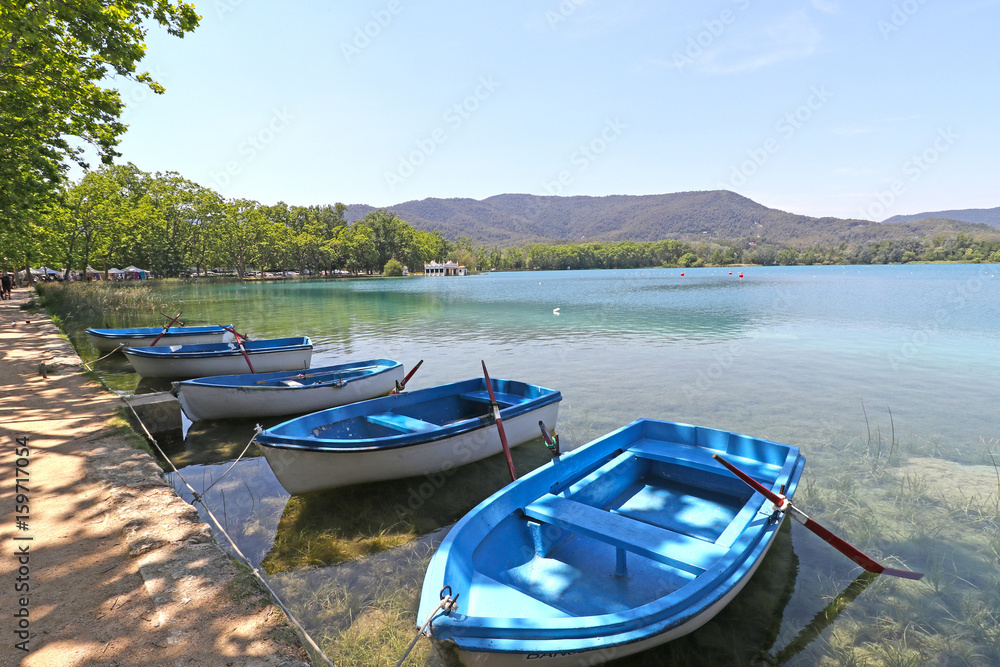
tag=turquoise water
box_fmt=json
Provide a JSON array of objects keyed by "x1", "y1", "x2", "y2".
[
  {"x1": 153, "y1": 264, "x2": 999, "y2": 449},
  {"x1": 110, "y1": 264, "x2": 1000, "y2": 665}
]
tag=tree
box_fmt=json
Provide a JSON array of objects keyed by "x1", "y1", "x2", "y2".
[
  {"x1": 383, "y1": 259, "x2": 404, "y2": 276},
  {"x1": 0, "y1": 1, "x2": 199, "y2": 231},
  {"x1": 211, "y1": 199, "x2": 269, "y2": 278}
]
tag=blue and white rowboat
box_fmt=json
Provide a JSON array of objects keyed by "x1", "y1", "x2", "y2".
[
  {"x1": 122, "y1": 336, "x2": 312, "y2": 379},
  {"x1": 86, "y1": 325, "x2": 232, "y2": 352},
  {"x1": 171, "y1": 359, "x2": 404, "y2": 422},
  {"x1": 254, "y1": 377, "x2": 561, "y2": 494},
  {"x1": 417, "y1": 418, "x2": 805, "y2": 666}
]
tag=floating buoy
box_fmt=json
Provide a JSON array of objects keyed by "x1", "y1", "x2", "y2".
[
  {"x1": 729, "y1": 271, "x2": 733, "y2": 275},
  {"x1": 680, "y1": 272, "x2": 684, "y2": 277},
  {"x1": 738, "y1": 273, "x2": 743, "y2": 278},
  {"x1": 553, "y1": 308, "x2": 560, "y2": 315}
]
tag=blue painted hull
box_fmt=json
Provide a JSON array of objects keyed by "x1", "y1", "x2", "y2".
[
  {"x1": 417, "y1": 419, "x2": 805, "y2": 665},
  {"x1": 254, "y1": 377, "x2": 562, "y2": 494},
  {"x1": 86, "y1": 325, "x2": 231, "y2": 352}
]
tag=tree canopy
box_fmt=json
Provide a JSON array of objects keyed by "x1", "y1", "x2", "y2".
[{"x1": 0, "y1": 0, "x2": 199, "y2": 240}]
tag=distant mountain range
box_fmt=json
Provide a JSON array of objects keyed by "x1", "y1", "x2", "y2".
[
  {"x1": 345, "y1": 191, "x2": 1000, "y2": 247},
  {"x1": 882, "y1": 206, "x2": 1000, "y2": 227}
]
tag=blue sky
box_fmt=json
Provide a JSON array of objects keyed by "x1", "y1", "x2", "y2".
[{"x1": 110, "y1": 0, "x2": 1000, "y2": 221}]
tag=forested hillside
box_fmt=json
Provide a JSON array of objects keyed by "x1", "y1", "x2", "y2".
[
  {"x1": 883, "y1": 206, "x2": 1000, "y2": 227},
  {"x1": 346, "y1": 191, "x2": 999, "y2": 247}
]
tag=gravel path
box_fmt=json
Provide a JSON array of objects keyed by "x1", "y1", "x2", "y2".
[{"x1": 0, "y1": 288, "x2": 310, "y2": 667}]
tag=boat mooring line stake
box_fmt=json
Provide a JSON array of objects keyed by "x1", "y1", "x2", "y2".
[
  {"x1": 396, "y1": 588, "x2": 458, "y2": 667},
  {"x1": 120, "y1": 396, "x2": 335, "y2": 667}
]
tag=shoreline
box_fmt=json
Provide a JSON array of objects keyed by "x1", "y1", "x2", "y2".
[{"x1": 0, "y1": 287, "x2": 310, "y2": 666}]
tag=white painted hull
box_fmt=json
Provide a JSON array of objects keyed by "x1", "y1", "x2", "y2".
[
  {"x1": 259, "y1": 402, "x2": 559, "y2": 495},
  {"x1": 174, "y1": 366, "x2": 404, "y2": 421},
  {"x1": 124, "y1": 347, "x2": 312, "y2": 379}
]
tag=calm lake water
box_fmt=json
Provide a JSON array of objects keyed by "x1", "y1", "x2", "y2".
[{"x1": 85, "y1": 265, "x2": 1000, "y2": 666}]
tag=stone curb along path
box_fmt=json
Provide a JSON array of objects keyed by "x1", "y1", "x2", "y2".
[{"x1": 0, "y1": 288, "x2": 310, "y2": 667}]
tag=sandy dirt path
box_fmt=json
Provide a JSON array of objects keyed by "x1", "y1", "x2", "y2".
[{"x1": 0, "y1": 288, "x2": 310, "y2": 667}]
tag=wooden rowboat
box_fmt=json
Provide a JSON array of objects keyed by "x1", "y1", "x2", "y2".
[
  {"x1": 170, "y1": 359, "x2": 404, "y2": 422},
  {"x1": 86, "y1": 324, "x2": 232, "y2": 352},
  {"x1": 122, "y1": 336, "x2": 312, "y2": 379},
  {"x1": 416, "y1": 418, "x2": 805, "y2": 666},
  {"x1": 253, "y1": 377, "x2": 561, "y2": 495}
]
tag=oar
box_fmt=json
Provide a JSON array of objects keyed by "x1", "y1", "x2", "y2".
[
  {"x1": 390, "y1": 359, "x2": 423, "y2": 394},
  {"x1": 482, "y1": 361, "x2": 516, "y2": 482},
  {"x1": 713, "y1": 454, "x2": 923, "y2": 579},
  {"x1": 150, "y1": 311, "x2": 183, "y2": 346},
  {"x1": 221, "y1": 325, "x2": 255, "y2": 373}
]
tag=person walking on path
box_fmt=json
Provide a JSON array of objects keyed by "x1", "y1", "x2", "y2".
[{"x1": 0, "y1": 272, "x2": 11, "y2": 300}]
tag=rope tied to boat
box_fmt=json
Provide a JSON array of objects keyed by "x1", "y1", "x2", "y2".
[
  {"x1": 395, "y1": 586, "x2": 459, "y2": 666},
  {"x1": 195, "y1": 431, "x2": 258, "y2": 501},
  {"x1": 82, "y1": 343, "x2": 126, "y2": 370},
  {"x1": 120, "y1": 397, "x2": 335, "y2": 666}
]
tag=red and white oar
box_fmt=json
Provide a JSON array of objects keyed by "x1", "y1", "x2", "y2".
[
  {"x1": 713, "y1": 453, "x2": 923, "y2": 580},
  {"x1": 390, "y1": 359, "x2": 423, "y2": 395},
  {"x1": 150, "y1": 311, "x2": 184, "y2": 346},
  {"x1": 481, "y1": 361, "x2": 517, "y2": 482},
  {"x1": 221, "y1": 325, "x2": 255, "y2": 373}
]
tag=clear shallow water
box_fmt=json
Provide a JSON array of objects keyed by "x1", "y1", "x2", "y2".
[{"x1": 90, "y1": 264, "x2": 1000, "y2": 665}]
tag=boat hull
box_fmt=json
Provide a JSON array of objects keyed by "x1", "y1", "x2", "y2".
[
  {"x1": 417, "y1": 418, "x2": 806, "y2": 665},
  {"x1": 86, "y1": 325, "x2": 231, "y2": 352},
  {"x1": 255, "y1": 378, "x2": 562, "y2": 494},
  {"x1": 171, "y1": 360, "x2": 404, "y2": 421},
  {"x1": 122, "y1": 337, "x2": 312, "y2": 378}
]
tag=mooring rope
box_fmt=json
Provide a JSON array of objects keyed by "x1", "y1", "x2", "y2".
[
  {"x1": 395, "y1": 588, "x2": 458, "y2": 667},
  {"x1": 82, "y1": 343, "x2": 126, "y2": 370},
  {"x1": 120, "y1": 395, "x2": 335, "y2": 667},
  {"x1": 196, "y1": 431, "x2": 256, "y2": 501}
]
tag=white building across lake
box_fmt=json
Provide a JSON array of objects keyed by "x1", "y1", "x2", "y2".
[{"x1": 424, "y1": 261, "x2": 467, "y2": 276}]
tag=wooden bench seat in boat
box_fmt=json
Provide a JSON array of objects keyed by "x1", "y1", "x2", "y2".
[
  {"x1": 365, "y1": 412, "x2": 438, "y2": 433},
  {"x1": 629, "y1": 439, "x2": 782, "y2": 485},
  {"x1": 522, "y1": 494, "x2": 728, "y2": 576}
]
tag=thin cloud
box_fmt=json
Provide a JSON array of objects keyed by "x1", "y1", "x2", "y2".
[
  {"x1": 809, "y1": 0, "x2": 840, "y2": 14},
  {"x1": 700, "y1": 12, "x2": 822, "y2": 75}
]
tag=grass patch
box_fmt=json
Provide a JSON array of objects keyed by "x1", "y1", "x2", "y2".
[
  {"x1": 34, "y1": 280, "x2": 176, "y2": 330},
  {"x1": 262, "y1": 442, "x2": 555, "y2": 574},
  {"x1": 226, "y1": 557, "x2": 270, "y2": 604}
]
